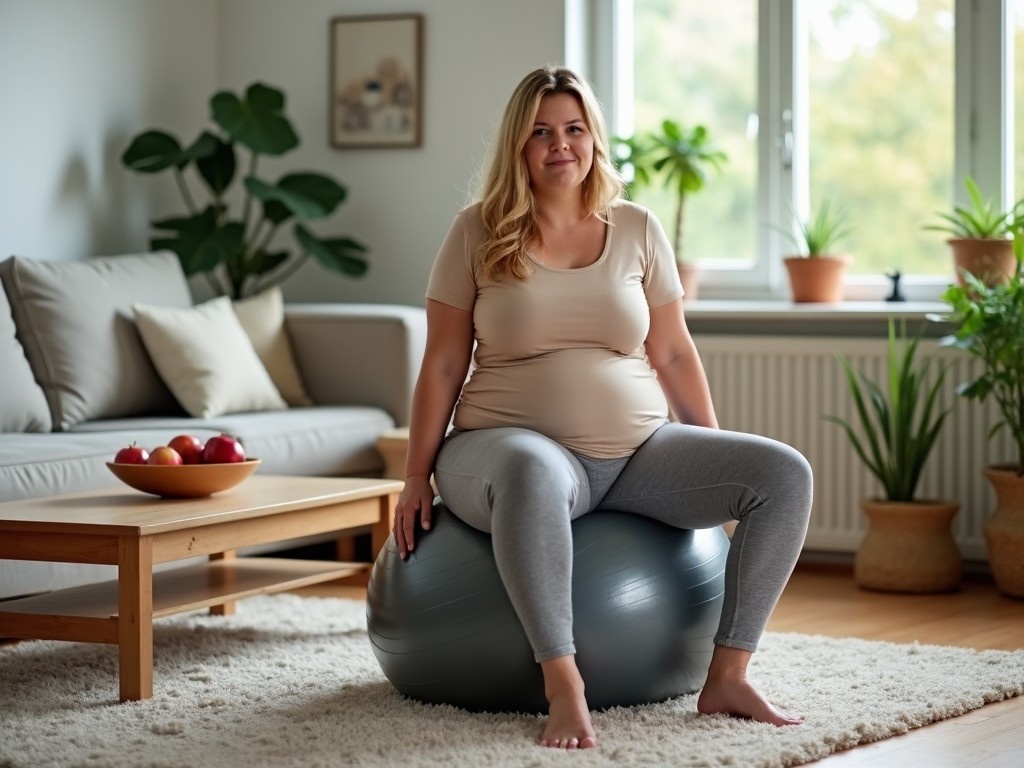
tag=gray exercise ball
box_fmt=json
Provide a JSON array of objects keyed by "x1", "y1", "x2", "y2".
[{"x1": 367, "y1": 502, "x2": 728, "y2": 714}]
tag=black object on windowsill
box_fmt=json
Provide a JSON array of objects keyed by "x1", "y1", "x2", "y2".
[{"x1": 885, "y1": 270, "x2": 906, "y2": 302}]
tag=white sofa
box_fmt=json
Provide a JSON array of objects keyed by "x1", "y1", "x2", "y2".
[{"x1": 0, "y1": 252, "x2": 425, "y2": 599}]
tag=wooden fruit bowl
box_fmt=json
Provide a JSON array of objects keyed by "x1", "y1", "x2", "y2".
[{"x1": 106, "y1": 459, "x2": 261, "y2": 498}]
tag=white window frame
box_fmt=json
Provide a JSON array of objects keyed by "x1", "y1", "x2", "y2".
[{"x1": 571, "y1": 0, "x2": 1013, "y2": 302}]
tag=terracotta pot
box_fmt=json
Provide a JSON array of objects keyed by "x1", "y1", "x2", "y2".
[
  {"x1": 949, "y1": 238, "x2": 1017, "y2": 288},
  {"x1": 677, "y1": 262, "x2": 699, "y2": 301},
  {"x1": 982, "y1": 465, "x2": 1024, "y2": 599},
  {"x1": 783, "y1": 255, "x2": 847, "y2": 303},
  {"x1": 854, "y1": 499, "x2": 962, "y2": 593}
]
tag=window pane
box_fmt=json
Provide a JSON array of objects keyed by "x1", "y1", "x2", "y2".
[
  {"x1": 632, "y1": 0, "x2": 757, "y2": 268},
  {"x1": 1016, "y1": 0, "x2": 1024, "y2": 201},
  {"x1": 807, "y1": 0, "x2": 954, "y2": 277}
]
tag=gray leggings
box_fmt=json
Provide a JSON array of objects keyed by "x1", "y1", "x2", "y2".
[{"x1": 433, "y1": 423, "x2": 813, "y2": 662}]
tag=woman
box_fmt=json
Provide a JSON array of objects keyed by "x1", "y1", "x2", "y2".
[{"x1": 393, "y1": 66, "x2": 813, "y2": 750}]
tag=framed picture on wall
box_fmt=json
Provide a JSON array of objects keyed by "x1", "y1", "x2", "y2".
[{"x1": 330, "y1": 14, "x2": 423, "y2": 149}]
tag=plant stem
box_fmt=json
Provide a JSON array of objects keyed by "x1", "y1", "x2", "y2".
[{"x1": 173, "y1": 168, "x2": 197, "y2": 214}]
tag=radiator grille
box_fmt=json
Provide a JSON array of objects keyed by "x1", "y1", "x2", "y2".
[{"x1": 696, "y1": 335, "x2": 1012, "y2": 560}]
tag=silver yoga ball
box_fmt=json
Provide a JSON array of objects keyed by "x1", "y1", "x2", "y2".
[{"x1": 366, "y1": 503, "x2": 728, "y2": 714}]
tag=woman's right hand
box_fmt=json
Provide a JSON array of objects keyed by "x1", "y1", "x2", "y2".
[{"x1": 393, "y1": 475, "x2": 435, "y2": 560}]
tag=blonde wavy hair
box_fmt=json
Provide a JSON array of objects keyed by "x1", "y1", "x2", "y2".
[{"x1": 478, "y1": 66, "x2": 623, "y2": 281}]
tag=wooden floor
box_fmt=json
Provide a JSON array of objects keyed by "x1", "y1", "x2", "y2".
[{"x1": 295, "y1": 563, "x2": 1024, "y2": 766}]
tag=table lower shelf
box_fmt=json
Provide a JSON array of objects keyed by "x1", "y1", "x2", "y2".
[{"x1": 0, "y1": 557, "x2": 366, "y2": 642}]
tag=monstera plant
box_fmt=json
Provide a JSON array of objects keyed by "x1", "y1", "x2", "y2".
[{"x1": 122, "y1": 82, "x2": 367, "y2": 299}]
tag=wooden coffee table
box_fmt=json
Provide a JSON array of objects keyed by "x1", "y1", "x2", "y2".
[{"x1": 0, "y1": 475, "x2": 401, "y2": 702}]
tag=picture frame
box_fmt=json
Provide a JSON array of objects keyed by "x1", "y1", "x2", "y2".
[{"x1": 329, "y1": 14, "x2": 423, "y2": 149}]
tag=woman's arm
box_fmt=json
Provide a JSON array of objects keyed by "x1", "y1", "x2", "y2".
[
  {"x1": 644, "y1": 298, "x2": 719, "y2": 429},
  {"x1": 394, "y1": 299, "x2": 474, "y2": 558}
]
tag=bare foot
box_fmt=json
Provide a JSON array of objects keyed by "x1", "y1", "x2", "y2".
[
  {"x1": 538, "y1": 655, "x2": 598, "y2": 749},
  {"x1": 697, "y1": 674, "x2": 804, "y2": 726},
  {"x1": 539, "y1": 689, "x2": 597, "y2": 749},
  {"x1": 698, "y1": 645, "x2": 804, "y2": 726}
]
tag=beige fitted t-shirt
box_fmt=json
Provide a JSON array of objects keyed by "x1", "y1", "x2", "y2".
[{"x1": 426, "y1": 199, "x2": 684, "y2": 458}]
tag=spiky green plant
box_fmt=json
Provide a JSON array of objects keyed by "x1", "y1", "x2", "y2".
[
  {"x1": 826, "y1": 319, "x2": 951, "y2": 501},
  {"x1": 925, "y1": 176, "x2": 1019, "y2": 239},
  {"x1": 779, "y1": 198, "x2": 854, "y2": 257}
]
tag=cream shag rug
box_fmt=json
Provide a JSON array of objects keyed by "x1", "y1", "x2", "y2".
[{"x1": 1, "y1": 594, "x2": 1022, "y2": 768}]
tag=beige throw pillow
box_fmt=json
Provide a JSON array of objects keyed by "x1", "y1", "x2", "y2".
[
  {"x1": 232, "y1": 287, "x2": 312, "y2": 406},
  {"x1": 133, "y1": 296, "x2": 287, "y2": 419}
]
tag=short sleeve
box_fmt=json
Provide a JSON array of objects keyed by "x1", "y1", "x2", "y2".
[
  {"x1": 425, "y1": 209, "x2": 479, "y2": 310},
  {"x1": 642, "y1": 209, "x2": 685, "y2": 306}
]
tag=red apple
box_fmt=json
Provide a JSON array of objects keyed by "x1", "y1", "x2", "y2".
[
  {"x1": 168, "y1": 434, "x2": 204, "y2": 465},
  {"x1": 148, "y1": 446, "x2": 183, "y2": 465},
  {"x1": 114, "y1": 443, "x2": 149, "y2": 465},
  {"x1": 202, "y1": 434, "x2": 246, "y2": 464}
]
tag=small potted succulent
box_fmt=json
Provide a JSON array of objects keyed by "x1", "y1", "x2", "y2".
[
  {"x1": 778, "y1": 198, "x2": 853, "y2": 303},
  {"x1": 925, "y1": 176, "x2": 1020, "y2": 288}
]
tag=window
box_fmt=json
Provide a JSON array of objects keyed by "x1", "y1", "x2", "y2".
[{"x1": 593, "y1": 0, "x2": 1013, "y2": 300}]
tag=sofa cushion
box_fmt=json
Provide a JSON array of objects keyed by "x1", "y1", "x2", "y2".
[
  {"x1": 70, "y1": 406, "x2": 393, "y2": 477},
  {"x1": 232, "y1": 287, "x2": 312, "y2": 407},
  {"x1": 0, "y1": 279, "x2": 51, "y2": 433},
  {"x1": 133, "y1": 296, "x2": 287, "y2": 419},
  {"x1": 0, "y1": 252, "x2": 191, "y2": 430}
]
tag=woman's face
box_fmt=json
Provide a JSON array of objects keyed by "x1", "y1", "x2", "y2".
[{"x1": 523, "y1": 92, "x2": 594, "y2": 195}]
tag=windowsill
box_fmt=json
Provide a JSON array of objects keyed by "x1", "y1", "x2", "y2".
[{"x1": 684, "y1": 299, "x2": 952, "y2": 337}]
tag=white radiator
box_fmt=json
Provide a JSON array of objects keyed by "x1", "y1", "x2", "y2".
[{"x1": 695, "y1": 335, "x2": 1013, "y2": 561}]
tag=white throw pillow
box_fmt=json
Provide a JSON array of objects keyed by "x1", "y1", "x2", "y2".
[
  {"x1": 133, "y1": 296, "x2": 287, "y2": 419},
  {"x1": 232, "y1": 287, "x2": 312, "y2": 406}
]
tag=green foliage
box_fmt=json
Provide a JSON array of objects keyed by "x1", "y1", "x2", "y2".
[
  {"x1": 925, "y1": 176, "x2": 1021, "y2": 240},
  {"x1": 122, "y1": 82, "x2": 367, "y2": 299},
  {"x1": 935, "y1": 250, "x2": 1024, "y2": 473},
  {"x1": 778, "y1": 199, "x2": 854, "y2": 258},
  {"x1": 633, "y1": 0, "x2": 957, "y2": 277},
  {"x1": 826, "y1": 319, "x2": 951, "y2": 501},
  {"x1": 612, "y1": 120, "x2": 726, "y2": 263}
]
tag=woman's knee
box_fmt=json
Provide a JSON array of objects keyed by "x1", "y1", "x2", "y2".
[{"x1": 436, "y1": 428, "x2": 588, "y2": 519}]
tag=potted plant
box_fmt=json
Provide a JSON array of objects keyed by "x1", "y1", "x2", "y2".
[
  {"x1": 613, "y1": 120, "x2": 726, "y2": 300},
  {"x1": 826, "y1": 318, "x2": 959, "y2": 592},
  {"x1": 935, "y1": 247, "x2": 1024, "y2": 597},
  {"x1": 122, "y1": 82, "x2": 368, "y2": 299},
  {"x1": 778, "y1": 199, "x2": 853, "y2": 303},
  {"x1": 925, "y1": 176, "x2": 1020, "y2": 288}
]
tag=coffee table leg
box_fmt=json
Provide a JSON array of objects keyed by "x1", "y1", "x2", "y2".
[
  {"x1": 209, "y1": 551, "x2": 237, "y2": 616},
  {"x1": 371, "y1": 492, "x2": 400, "y2": 557},
  {"x1": 118, "y1": 536, "x2": 154, "y2": 702}
]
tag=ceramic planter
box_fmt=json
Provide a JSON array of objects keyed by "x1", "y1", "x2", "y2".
[
  {"x1": 981, "y1": 465, "x2": 1024, "y2": 599},
  {"x1": 948, "y1": 238, "x2": 1017, "y2": 288},
  {"x1": 783, "y1": 255, "x2": 847, "y2": 303},
  {"x1": 855, "y1": 499, "x2": 962, "y2": 593}
]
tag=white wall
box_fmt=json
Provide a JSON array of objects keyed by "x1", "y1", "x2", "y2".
[
  {"x1": 217, "y1": 0, "x2": 564, "y2": 305},
  {"x1": 0, "y1": 0, "x2": 565, "y2": 306},
  {"x1": 0, "y1": 0, "x2": 219, "y2": 262}
]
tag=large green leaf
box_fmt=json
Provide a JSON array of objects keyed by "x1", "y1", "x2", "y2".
[
  {"x1": 151, "y1": 207, "x2": 244, "y2": 275},
  {"x1": 245, "y1": 173, "x2": 348, "y2": 222},
  {"x1": 211, "y1": 83, "x2": 298, "y2": 156},
  {"x1": 122, "y1": 130, "x2": 184, "y2": 173},
  {"x1": 195, "y1": 133, "x2": 236, "y2": 195},
  {"x1": 294, "y1": 224, "x2": 368, "y2": 277}
]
